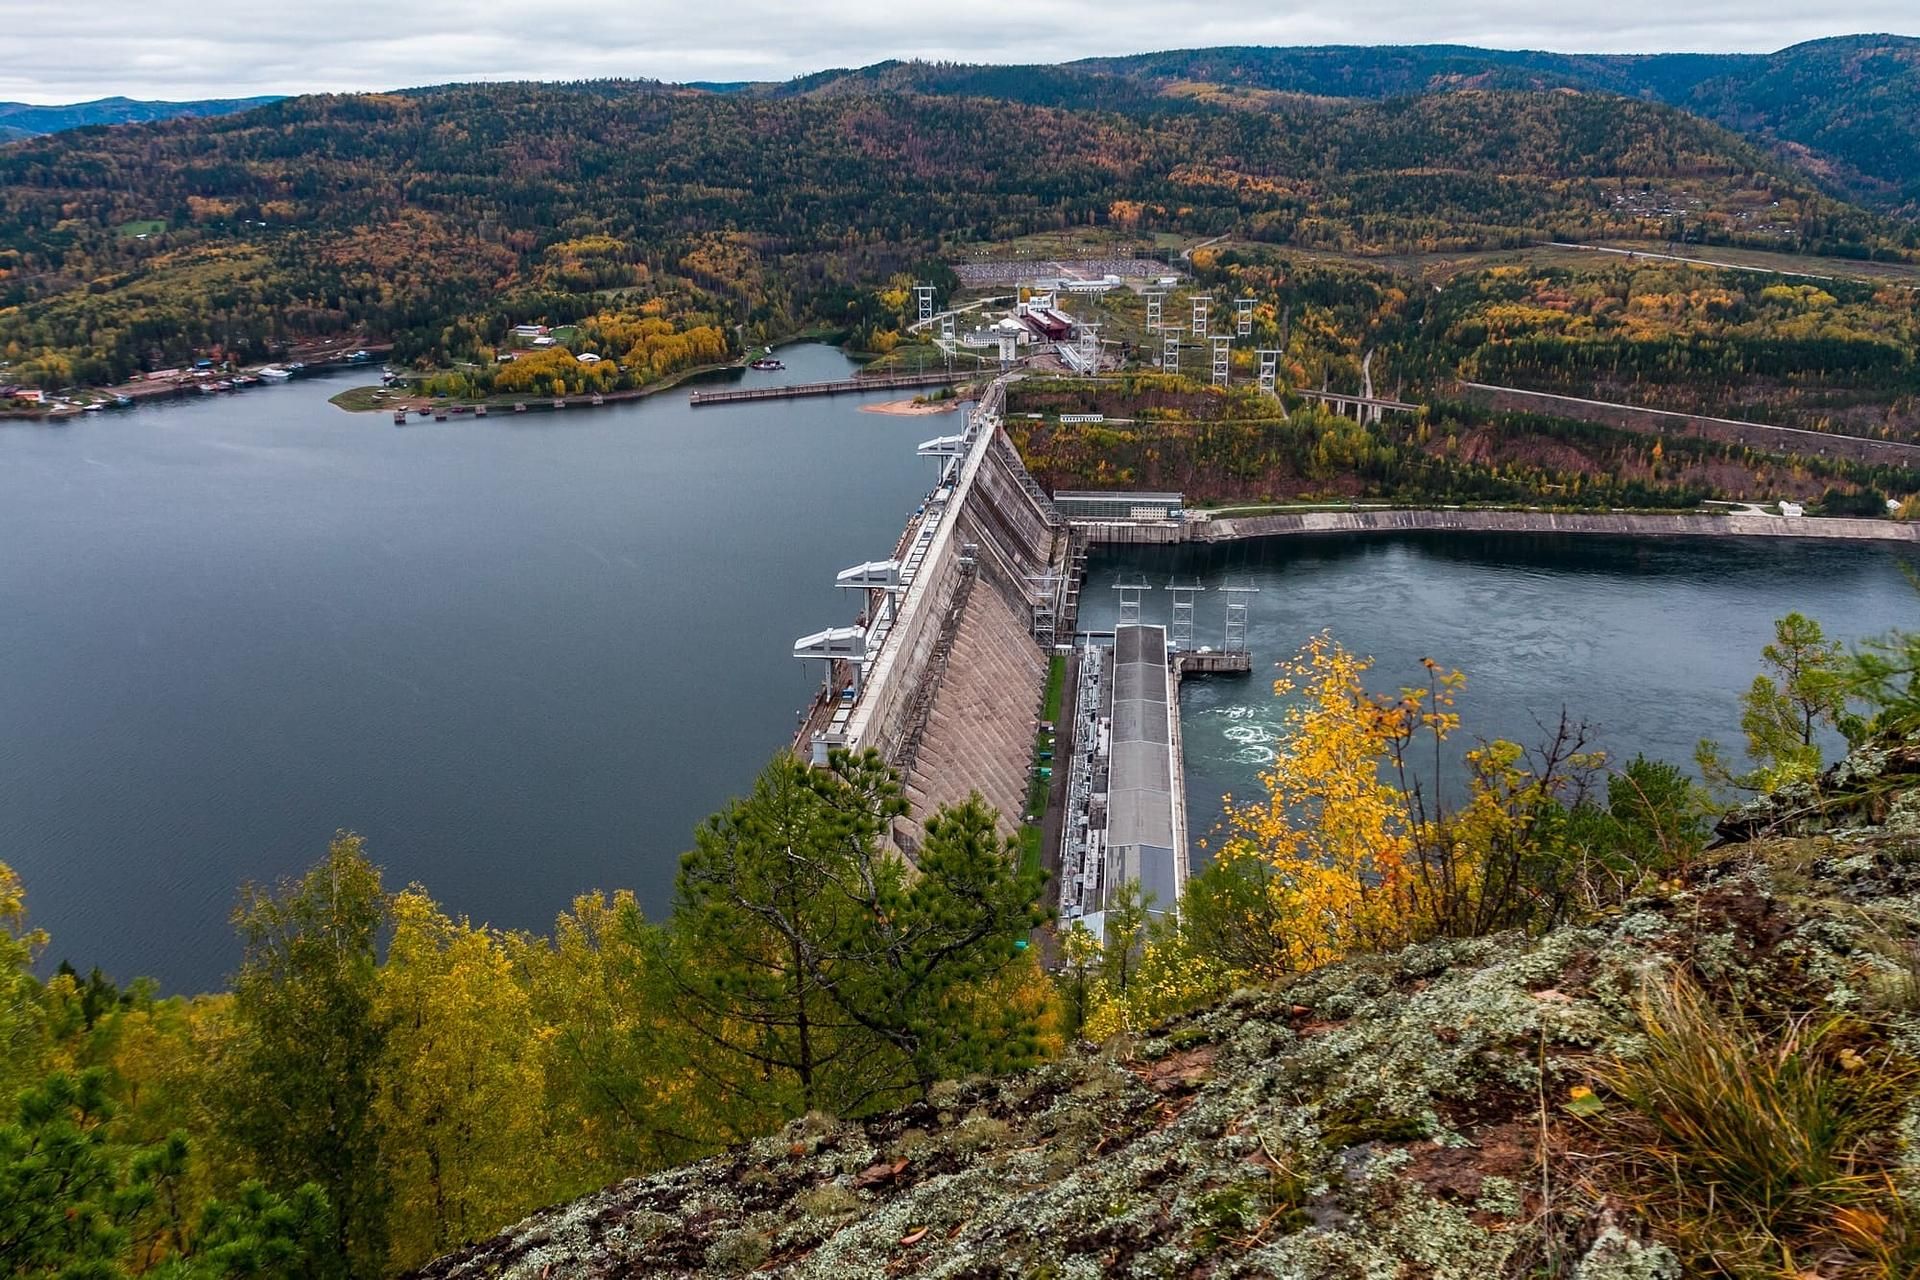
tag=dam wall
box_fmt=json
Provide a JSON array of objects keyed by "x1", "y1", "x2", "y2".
[
  {"x1": 899, "y1": 581, "x2": 1048, "y2": 840},
  {"x1": 1199, "y1": 509, "x2": 1920, "y2": 543},
  {"x1": 820, "y1": 376, "x2": 1061, "y2": 840}
]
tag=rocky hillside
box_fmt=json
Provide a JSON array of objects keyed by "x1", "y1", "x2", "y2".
[{"x1": 416, "y1": 739, "x2": 1920, "y2": 1279}]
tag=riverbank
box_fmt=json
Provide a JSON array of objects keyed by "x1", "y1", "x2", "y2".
[
  {"x1": 327, "y1": 327, "x2": 866, "y2": 416},
  {"x1": 1198, "y1": 507, "x2": 1920, "y2": 544},
  {"x1": 328, "y1": 354, "x2": 744, "y2": 416}
]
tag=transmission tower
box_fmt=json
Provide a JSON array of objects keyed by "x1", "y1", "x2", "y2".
[
  {"x1": 1220, "y1": 584, "x2": 1260, "y2": 654},
  {"x1": 1255, "y1": 348, "x2": 1281, "y2": 396},
  {"x1": 1235, "y1": 297, "x2": 1254, "y2": 337},
  {"x1": 1144, "y1": 289, "x2": 1165, "y2": 334},
  {"x1": 1162, "y1": 331, "x2": 1180, "y2": 373},
  {"x1": 1114, "y1": 575, "x2": 1151, "y2": 628},
  {"x1": 1211, "y1": 334, "x2": 1231, "y2": 388},
  {"x1": 1190, "y1": 296, "x2": 1209, "y2": 336},
  {"x1": 914, "y1": 284, "x2": 935, "y2": 326},
  {"x1": 939, "y1": 312, "x2": 955, "y2": 343},
  {"x1": 1167, "y1": 577, "x2": 1204, "y2": 651}
]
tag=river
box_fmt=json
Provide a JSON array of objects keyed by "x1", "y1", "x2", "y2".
[
  {"x1": 1077, "y1": 533, "x2": 1918, "y2": 851},
  {"x1": 6, "y1": 367, "x2": 1915, "y2": 990},
  {"x1": 0, "y1": 345, "x2": 942, "y2": 992}
]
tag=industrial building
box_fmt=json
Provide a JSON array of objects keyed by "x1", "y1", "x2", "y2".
[
  {"x1": 1061, "y1": 623, "x2": 1188, "y2": 938},
  {"x1": 1053, "y1": 491, "x2": 1184, "y2": 523}
]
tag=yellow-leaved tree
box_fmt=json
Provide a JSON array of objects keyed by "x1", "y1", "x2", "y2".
[
  {"x1": 1076, "y1": 635, "x2": 1615, "y2": 1037},
  {"x1": 0, "y1": 861, "x2": 49, "y2": 1094},
  {"x1": 1209, "y1": 635, "x2": 1457, "y2": 974},
  {"x1": 377, "y1": 889, "x2": 554, "y2": 1269}
]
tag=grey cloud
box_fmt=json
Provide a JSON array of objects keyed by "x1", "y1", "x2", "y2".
[{"x1": 2, "y1": 0, "x2": 1914, "y2": 102}]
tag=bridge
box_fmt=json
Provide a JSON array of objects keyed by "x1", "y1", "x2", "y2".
[
  {"x1": 1294, "y1": 389, "x2": 1421, "y2": 423},
  {"x1": 689, "y1": 372, "x2": 972, "y2": 405}
]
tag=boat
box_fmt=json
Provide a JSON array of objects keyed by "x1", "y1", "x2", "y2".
[
  {"x1": 749, "y1": 357, "x2": 785, "y2": 371},
  {"x1": 83, "y1": 402, "x2": 104, "y2": 412},
  {"x1": 231, "y1": 374, "x2": 261, "y2": 388},
  {"x1": 256, "y1": 366, "x2": 293, "y2": 382}
]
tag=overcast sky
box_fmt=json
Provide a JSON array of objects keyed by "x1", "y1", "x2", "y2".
[{"x1": 3, "y1": 1, "x2": 1913, "y2": 104}]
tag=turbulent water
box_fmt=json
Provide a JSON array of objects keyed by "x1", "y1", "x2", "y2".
[
  {"x1": 1077, "y1": 533, "x2": 1919, "y2": 854},
  {"x1": 0, "y1": 346, "x2": 944, "y2": 991}
]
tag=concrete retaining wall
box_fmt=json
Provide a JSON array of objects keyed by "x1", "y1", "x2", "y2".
[
  {"x1": 1458, "y1": 381, "x2": 1920, "y2": 467},
  {"x1": 1201, "y1": 509, "x2": 1920, "y2": 543},
  {"x1": 901, "y1": 581, "x2": 1046, "y2": 839},
  {"x1": 842, "y1": 427, "x2": 997, "y2": 764}
]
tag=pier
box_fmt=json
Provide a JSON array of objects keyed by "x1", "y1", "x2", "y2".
[
  {"x1": 690, "y1": 372, "x2": 971, "y2": 405},
  {"x1": 1176, "y1": 649, "x2": 1253, "y2": 675}
]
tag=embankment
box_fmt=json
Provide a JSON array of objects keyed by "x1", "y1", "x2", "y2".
[
  {"x1": 1199, "y1": 508, "x2": 1920, "y2": 543},
  {"x1": 1457, "y1": 381, "x2": 1920, "y2": 467}
]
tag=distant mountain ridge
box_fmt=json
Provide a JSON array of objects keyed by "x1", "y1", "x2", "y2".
[
  {"x1": 734, "y1": 34, "x2": 1920, "y2": 211},
  {"x1": 0, "y1": 95, "x2": 282, "y2": 141}
]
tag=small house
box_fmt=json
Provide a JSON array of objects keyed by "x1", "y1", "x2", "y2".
[{"x1": 577, "y1": 352, "x2": 602, "y2": 364}]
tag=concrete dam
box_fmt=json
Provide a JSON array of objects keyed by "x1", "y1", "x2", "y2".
[
  {"x1": 792, "y1": 382, "x2": 1920, "y2": 930},
  {"x1": 793, "y1": 376, "x2": 1073, "y2": 850}
]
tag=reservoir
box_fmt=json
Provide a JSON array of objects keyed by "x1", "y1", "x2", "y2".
[
  {"x1": 4, "y1": 356, "x2": 1915, "y2": 992},
  {"x1": 1076, "y1": 534, "x2": 1918, "y2": 852},
  {"x1": 0, "y1": 345, "x2": 936, "y2": 992}
]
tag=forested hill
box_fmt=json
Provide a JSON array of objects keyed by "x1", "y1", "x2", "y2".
[
  {"x1": 0, "y1": 95, "x2": 282, "y2": 142},
  {"x1": 0, "y1": 79, "x2": 1903, "y2": 387},
  {"x1": 758, "y1": 35, "x2": 1920, "y2": 213}
]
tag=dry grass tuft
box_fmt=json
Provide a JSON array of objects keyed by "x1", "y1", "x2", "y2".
[{"x1": 1593, "y1": 974, "x2": 1919, "y2": 1277}]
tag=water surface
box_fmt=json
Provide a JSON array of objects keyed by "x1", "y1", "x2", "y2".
[
  {"x1": 1078, "y1": 534, "x2": 1918, "y2": 851},
  {"x1": 0, "y1": 346, "x2": 943, "y2": 990}
]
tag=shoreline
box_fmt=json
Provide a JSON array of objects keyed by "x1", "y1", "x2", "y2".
[{"x1": 328, "y1": 329, "x2": 859, "y2": 415}]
